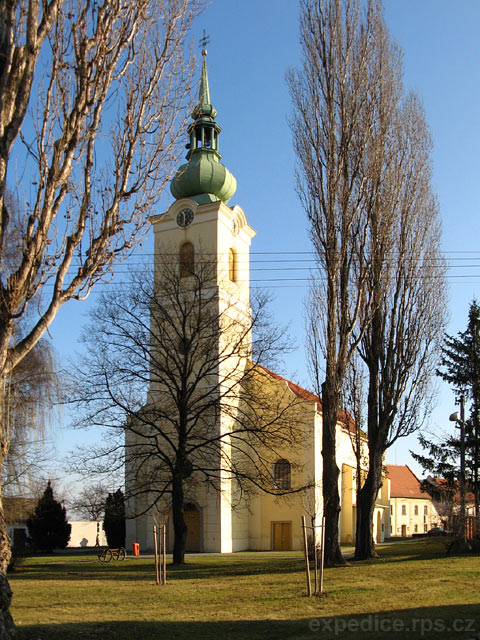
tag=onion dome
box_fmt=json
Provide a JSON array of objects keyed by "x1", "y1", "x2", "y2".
[{"x1": 170, "y1": 48, "x2": 237, "y2": 205}]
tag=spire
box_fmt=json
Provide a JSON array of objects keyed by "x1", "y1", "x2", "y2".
[
  {"x1": 170, "y1": 35, "x2": 236, "y2": 205},
  {"x1": 198, "y1": 46, "x2": 211, "y2": 109},
  {"x1": 192, "y1": 32, "x2": 217, "y2": 120}
]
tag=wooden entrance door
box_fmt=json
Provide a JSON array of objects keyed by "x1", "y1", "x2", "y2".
[
  {"x1": 184, "y1": 504, "x2": 201, "y2": 552},
  {"x1": 272, "y1": 521, "x2": 291, "y2": 551}
]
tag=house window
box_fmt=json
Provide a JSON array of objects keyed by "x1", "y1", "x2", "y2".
[
  {"x1": 229, "y1": 248, "x2": 237, "y2": 282},
  {"x1": 424, "y1": 524, "x2": 428, "y2": 533},
  {"x1": 179, "y1": 242, "x2": 194, "y2": 277},
  {"x1": 424, "y1": 505, "x2": 428, "y2": 515},
  {"x1": 414, "y1": 505, "x2": 418, "y2": 516},
  {"x1": 273, "y1": 459, "x2": 291, "y2": 490},
  {"x1": 414, "y1": 524, "x2": 418, "y2": 533},
  {"x1": 401, "y1": 505, "x2": 406, "y2": 516}
]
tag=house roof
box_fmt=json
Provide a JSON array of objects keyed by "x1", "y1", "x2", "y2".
[
  {"x1": 257, "y1": 365, "x2": 361, "y2": 436},
  {"x1": 4, "y1": 497, "x2": 36, "y2": 524},
  {"x1": 424, "y1": 476, "x2": 475, "y2": 505},
  {"x1": 386, "y1": 465, "x2": 428, "y2": 500}
]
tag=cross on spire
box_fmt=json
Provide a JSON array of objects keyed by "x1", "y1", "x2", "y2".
[{"x1": 200, "y1": 29, "x2": 210, "y2": 57}]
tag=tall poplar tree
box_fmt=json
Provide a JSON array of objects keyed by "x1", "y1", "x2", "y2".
[
  {"x1": 289, "y1": 0, "x2": 446, "y2": 563},
  {"x1": 289, "y1": 0, "x2": 396, "y2": 566},
  {"x1": 354, "y1": 91, "x2": 446, "y2": 560}
]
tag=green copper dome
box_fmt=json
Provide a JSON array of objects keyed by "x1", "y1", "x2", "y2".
[{"x1": 170, "y1": 49, "x2": 237, "y2": 205}]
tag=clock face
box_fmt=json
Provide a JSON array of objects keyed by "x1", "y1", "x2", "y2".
[{"x1": 176, "y1": 208, "x2": 194, "y2": 228}]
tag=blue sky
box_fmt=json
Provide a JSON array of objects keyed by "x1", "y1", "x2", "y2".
[{"x1": 48, "y1": 0, "x2": 480, "y2": 489}]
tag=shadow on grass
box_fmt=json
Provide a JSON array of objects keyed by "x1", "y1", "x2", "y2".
[
  {"x1": 370, "y1": 538, "x2": 480, "y2": 564},
  {"x1": 12, "y1": 538, "x2": 478, "y2": 583},
  {"x1": 17, "y1": 604, "x2": 480, "y2": 640},
  {"x1": 11, "y1": 556, "x2": 306, "y2": 582}
]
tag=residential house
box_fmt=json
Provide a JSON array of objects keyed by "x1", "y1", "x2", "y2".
[{"x1": 387, "y1": 465, "x2": 441, "y2": 537}]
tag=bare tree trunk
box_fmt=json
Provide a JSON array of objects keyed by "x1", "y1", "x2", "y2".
[
  {"x1": 0, "y1": 460, "x2": 13, "y2": 637},
  {"x1": 0, "y1": 467, "x2": 11, "y2": 576},
  {"x1": 321, "y1": 382, "x2": 345, "y2": 566},
  {"x1": 355, "y1": 303, "x2": 382, "y2": 559},
  {"x1": 0, "y1": 576, "x2": 14, "y2": 640},
  {"x1": 0, "y1": 380, "x2": 15, "y2": 638},
  {"x1": 355, "y1": 443, "x2": 383, "y2": 559},
  {"x1": 171, "y1": 474, "x2": 187, "y2": 565}
]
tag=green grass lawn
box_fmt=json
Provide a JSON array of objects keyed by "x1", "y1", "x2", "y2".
[{"x1": 9, "y1": 539, "x2": 480, "y2": 640}]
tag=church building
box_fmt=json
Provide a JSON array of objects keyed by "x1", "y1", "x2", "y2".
[{"x1": 125, "y1": 50, "x2": 389, "y2": 553}]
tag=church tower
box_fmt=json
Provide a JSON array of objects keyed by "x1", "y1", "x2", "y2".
[
  {"x1": 151, "y1": 46, "x2": 255, "y2": 323},
  {"x1": 147, "y1": 47, "x2": 256, "y2": 553}
]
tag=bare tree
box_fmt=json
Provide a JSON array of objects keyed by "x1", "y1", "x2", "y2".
[
  {"x1": 354, "y1": 92, "x2": 446, "y2": 560},
  {"x1": 68, "y1": 482, "x2": 108, "y2": 521},
  {"x1": 289, "y1": 0, "x2": 387, "y2": 566},
  {"x1": 70, "y1": 256, "x2": 306, "y2": 564},
  {"x1": 0, "y1": 1, "x2": 201, "y2": 632},
  {"x1": 420, "y1": 477, "x2": 458, "y2": 534}
]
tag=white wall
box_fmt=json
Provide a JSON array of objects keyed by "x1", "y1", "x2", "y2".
[{"x1": 68, "y1": 521, "x2": 107, "y2": 547}]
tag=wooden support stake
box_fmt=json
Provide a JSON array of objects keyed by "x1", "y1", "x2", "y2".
[
  {"x1": 158, "y1": 525, "x2": 163, "y2": 585},
  {"x1": 301, "y1": 515, "x2": 312, "y2": 597},
  {"x1": 162, "y1": 524, "x2": 167, "y2": 585},
  {"x1": 319, "y1": 516, "x2": 325, "y2": 595},
  {"x1": 158, "y1": 525, "x2": 162, "y2": 585},
  {"x1": 153, "y1": 525, "x2": 160, "y2": 585}
]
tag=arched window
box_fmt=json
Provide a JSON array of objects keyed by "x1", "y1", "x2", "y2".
[
  {"x1": 229, "y1": 248, "x2": 237, "y2": 282},
  {"x1": 179, "y1": 242, "x2": 194, "y2": 278},
  {"x1": 273, "y1": 459, "x2": 291, "y2": 490}
]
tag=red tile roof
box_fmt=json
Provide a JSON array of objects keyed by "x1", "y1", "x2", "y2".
[
  {"x1": 425, "y1": 477, "x2": 475, "y2": 505},
  {"x1": 386, "y1": 465, "x2": 428, "y2": 499}
]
